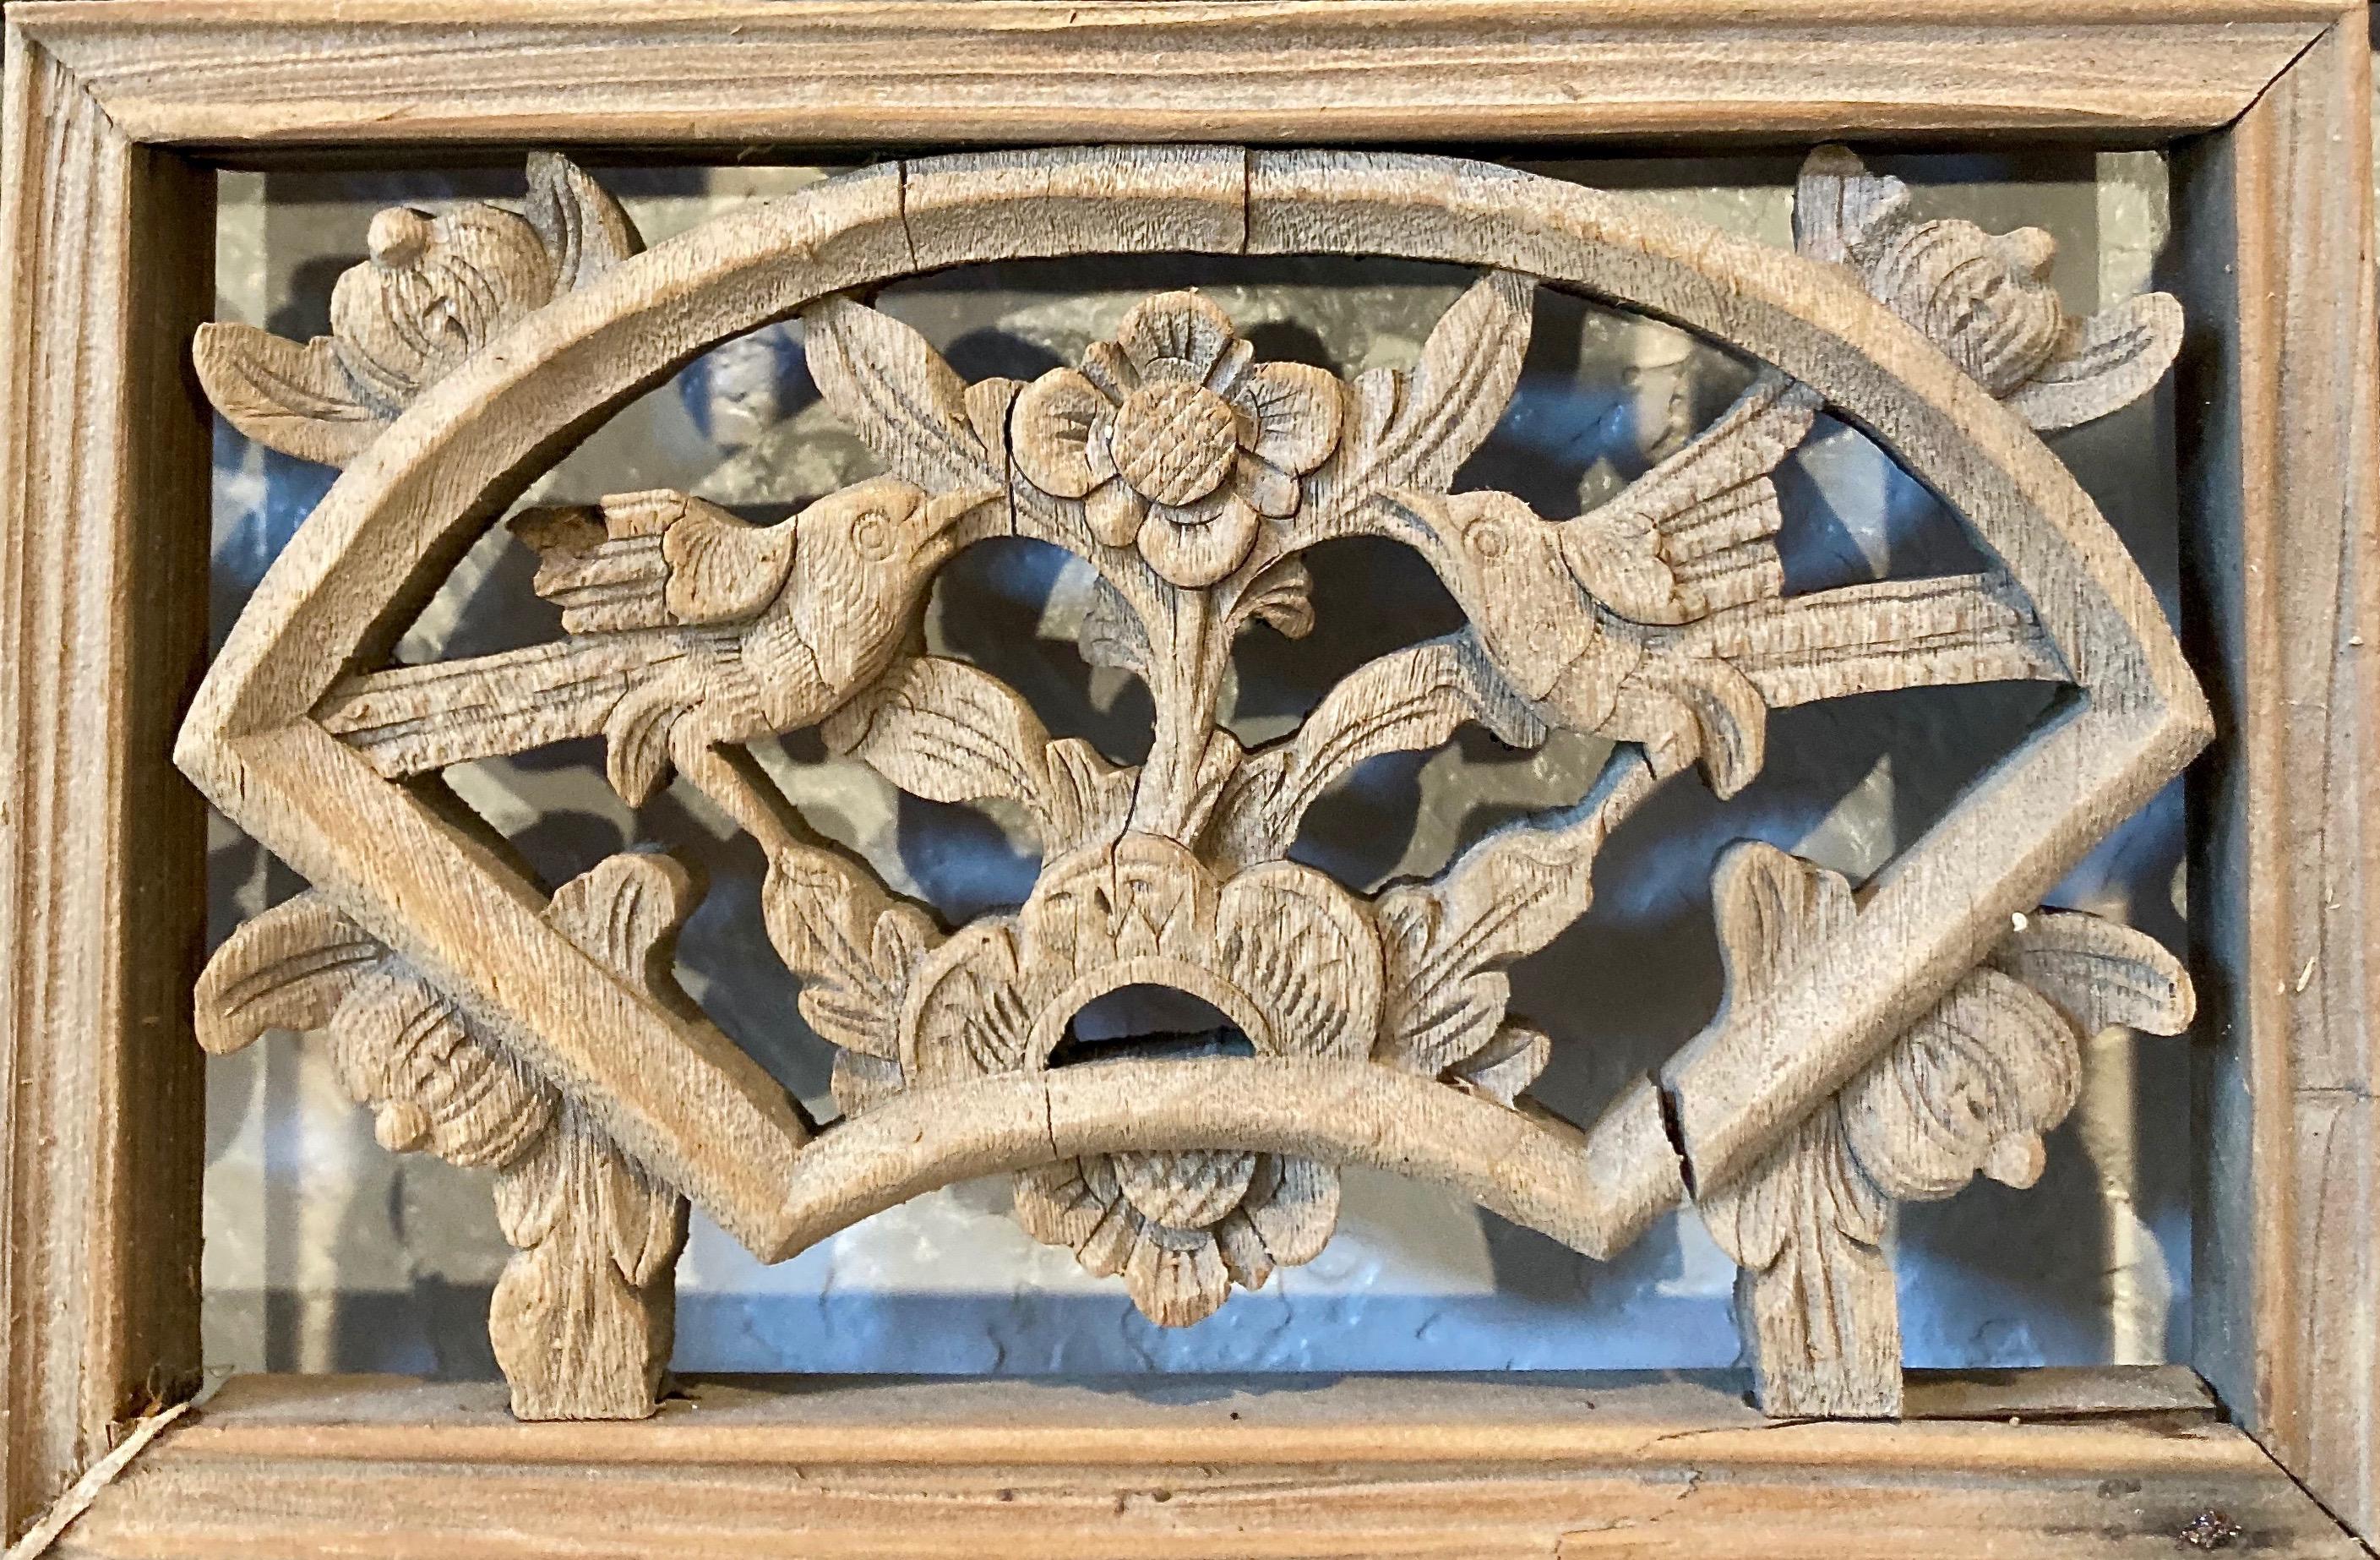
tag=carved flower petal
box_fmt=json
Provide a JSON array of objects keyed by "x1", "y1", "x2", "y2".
[
  {"x1": 1013, "y1": 1160, "x2": 1108, "y2": 1249},
  {"x1": 1138, "y1": 494, "x2": 1261, "y2": 588},
  {"x1": 1233, "y1": 456, "x2": 1301, "y2": 520},
  {"x1": 1244, "y1": 1155, "x2": 1341, "y2": 1268},
  {"x1": 1234, "y1": 361, "x2": 1343, "y2": 477},
  {"x1": 1206, "y1": 335, "x2": 1255, "y2": 397},
  {"x1": 1123, "y1": 1228, "x2": 1233, "y2": 1326},
  {"x1": 1213, "y1": 1208, "x2": 1276, "y2": 1290},
  {"x1": 1086, "y1": 480, "x2": 1148, "y2": 548},
  {"x1": 1081, "y1": 340, "x2": 1138, "y2": 401},
  {"x1": 1013, "y1": 368, "x2": 1113, "y2": 499},
  {"x1": 1117, "y1": 290, "x2": 1239, "y2": 385}
]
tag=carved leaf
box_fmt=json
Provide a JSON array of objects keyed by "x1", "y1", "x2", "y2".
[
  {"x1": 192, "y1": 325, "x2": 389, "y2": 467},
  {"x1": 524, "y1": 151, "x2": 644, "y2": 292},
  {"x1": 761, "y1": 846, "x2": 939, "y2": 1061},
  {"x1": 1991, "y1": 908, "x2": 2194, "y2": 1038},
  {"x1": 802, "y1": 295, "x2": 1009, "y2": 492},
  {"x1": 1701, "y1": 1112, "x2": 1898, "y2": 1419},
  {"x1": 2004, "y1": 293, "x2": 2186, "y2": 433},
  {"x1": 1212, "y1": 635, "x2": 1546, "y2": 871},
  {"x1": 1337, "y1": 270, "x2": 1534, "y2": 499},
  {"x1": 193, "y1": 891, "x2": 386, "y2": 1055},
  {"x1": 1447, "y1": 1022, "x2": 1552, "y2": 1108},
  {"x1": 1372, "y1": 760, "x2": 1644, "y2": 1077},
  {"x1": 823, "y1": 656, "x2": 1134, "y2": 856},
  {"x1": 490, "y1": 1106, "x2": 686, "y2": 1421},
  {"x1": 1228, "y1": 556, "x2": 1317, "y2": 641}
]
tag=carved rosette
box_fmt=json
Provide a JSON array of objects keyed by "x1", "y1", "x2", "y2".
[
  {"x1": 187, "y1": 147, "x2": 2203, "y2": 1415},
  {"x1": 1014, "y1": 292, "x2": 1343, "y2": 587}
]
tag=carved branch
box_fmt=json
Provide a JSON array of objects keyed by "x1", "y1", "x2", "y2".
[
  {"x1": 1372, "y1": 750, "x2": 1658, "y2": 1085},
  {"x1": 1695, "y1": 844, "x2": 2193, "y2": 1417}
]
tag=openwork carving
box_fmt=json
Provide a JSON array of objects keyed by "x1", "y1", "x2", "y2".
[{"x1": 186, "y1": 146, "x2": 2206, "y2": 1418}]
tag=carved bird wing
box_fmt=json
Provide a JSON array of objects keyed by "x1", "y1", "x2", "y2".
[
  {"x1": 512, "y1": 490, "x2": 796, "y2": 635},
  {"x1": 1559, "y1": 370, "x2": 1821, "y2": 625}
]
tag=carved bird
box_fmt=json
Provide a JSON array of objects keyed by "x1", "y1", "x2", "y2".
[
  {"x1": 322, "y1": 477, "x2": 991, "y2": 801},
  {"x1": 1387, "y1": 370, "x2": 2060, "y2": 797}
]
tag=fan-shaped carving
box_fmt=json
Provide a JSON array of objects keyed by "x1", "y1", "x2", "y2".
[{"x1": 184, "y1": 146, "x2": 2206, "y2": 1418}]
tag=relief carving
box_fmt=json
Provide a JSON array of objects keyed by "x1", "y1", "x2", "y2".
[
  {"x1": 196, "y1": 853, "x2": 693, "y2": 1419},
  {"x1": 188, "y1": 147, "x2": 2204, "y2": 1418}
]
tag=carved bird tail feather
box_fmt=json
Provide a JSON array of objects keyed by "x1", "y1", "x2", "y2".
[
  {"x1": 1696, "y1": 572, "x2": 2065, "y2": 708},
  {"x1": 318, "y1": 631, "x2": 730, "y2": 800},
  {"x1": 1621, "y1": 572, "x2": 2061, "y2": 798}
]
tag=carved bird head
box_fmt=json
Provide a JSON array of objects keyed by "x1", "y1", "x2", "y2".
[
  {"x1": 1380, "y1": 489, "x2": 1599, "y2": 703},
  {"x1": 787, "y1": 478, "x2": 996, "y2": 686}
]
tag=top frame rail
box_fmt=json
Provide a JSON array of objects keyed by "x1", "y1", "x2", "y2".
[{"x1": 8, "y1": 0, "x2": 2344, "y2": 155}]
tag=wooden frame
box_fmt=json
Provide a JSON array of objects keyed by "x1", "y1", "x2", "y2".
[{"x1": 0, "y1": 2, "x2": 2372, "y2": 1554}]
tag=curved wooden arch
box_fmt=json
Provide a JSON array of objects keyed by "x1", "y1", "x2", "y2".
[
  {"x1": 180, "y1": 145, "x2": 2207, "y2": 1263},
  {"x1": 780, "y1": 1058, "x2": 1652, "y2": 1261}
]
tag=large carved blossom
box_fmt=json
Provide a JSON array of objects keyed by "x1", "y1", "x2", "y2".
[
  {"x1": 1013, "y1": 291, "x2": 1342, "y2": 587},
  {"x1": 879, "y1": 831, "x2": 1379, "y2": 1323}
]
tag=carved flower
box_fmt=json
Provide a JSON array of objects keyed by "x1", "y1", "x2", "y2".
[
  {"x1": 330, "y1": 203, "x2": 558, "y2": 412},
  {"x1": 1012, "y1": 1150, "x2": 1340, "y2": 1327},
  {"x1": 1858, "y1": 220, "x2": 2066, "y2": 397},
  {"x1": 1013, "y1": 292, "x2": 1343, "y2": 588},
  {"x1": 877, "y1": 831, "x2": 1381, "y2": 1323}
]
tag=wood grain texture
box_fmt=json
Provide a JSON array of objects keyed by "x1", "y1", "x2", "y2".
[
  {"x1": 0, "y1": 22, "x2": 212, "y2": 1543},
  {"x1": 2174, "y1": 8, "x2": 2380, "y2": 1541},
  {"x1": 9, "y1": 0, "x2": 2334, "y2": 153},
  {"x1": 47, "y1": 1372, "x2": 2364, "y2": 1558}
]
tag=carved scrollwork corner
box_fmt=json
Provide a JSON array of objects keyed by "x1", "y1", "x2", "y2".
[
  {"x1": 1693, "y1": 843, "x2": 2194, "y2": 1418},
  {"x1": 196, "y1": 852, "x2": 698, "y2": 1419},
  {"x1": 194, "y1": 153, "x2": 644, "y2": 468}
]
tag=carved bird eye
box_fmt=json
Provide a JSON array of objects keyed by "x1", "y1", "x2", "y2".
[
  {"x1": 850, "y1": 511, "x2": 895, "y2": 561},
  {"x1": 1468, "y1": 519, "x2": 1508, "y2": 559}
]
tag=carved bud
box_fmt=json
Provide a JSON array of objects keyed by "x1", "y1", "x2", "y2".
[
  {"x1": 195, "y1": 153, "x2": 642, "y2": 468},
  {"x1": 329, "y1": 203, "x2": 558, "y2": 412},
  {"x1": 1855, "y1": 220, "x2": 2067, "y2": 396},
  {"x1": 1795, "y1": 146, "x2": 2182, "y2": 432}
]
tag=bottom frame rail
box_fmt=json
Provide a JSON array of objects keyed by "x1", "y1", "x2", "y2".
[{"x1": 48, "y1": 1368, "x2": 2366, "y2": 1558}]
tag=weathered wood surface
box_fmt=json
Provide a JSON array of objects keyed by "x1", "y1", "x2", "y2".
[
  {"x1": 0, "y1": 22, "x2": 212, "y2": 1541},
  {"x1": 10, "y1": 0, "x2": 2334, "y2": 152},
  {"x1": 2173, "y1": 8, "x2": 2380, "y2": 1539},
  {"x1": 186, "y1": 145, "x2": 2205, "y2": 1417},
  {"x1": 47, "y1": 1372, "x2": 2366, "y2": 1558}
]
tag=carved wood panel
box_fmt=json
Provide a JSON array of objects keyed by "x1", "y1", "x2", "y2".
[{"x1": 184, "y1": 145, "x2": 2206, "y2": 1421}]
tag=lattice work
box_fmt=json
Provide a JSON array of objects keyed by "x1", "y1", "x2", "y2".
[{"x1": 185, "y1": 145, "x2": 2206, "y2": 1420}]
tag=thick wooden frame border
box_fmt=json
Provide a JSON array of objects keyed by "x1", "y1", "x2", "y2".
[{"x1": 0, "y1": 1, "x2": 2372, "y2": 1552}]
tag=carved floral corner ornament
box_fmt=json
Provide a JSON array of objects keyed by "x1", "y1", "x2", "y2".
[{"x1": 184, "y1": 145, "x2": 2205, "y2": 1420}]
